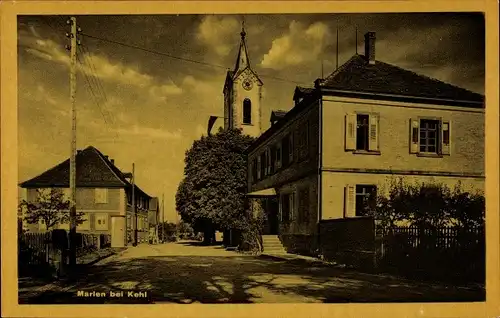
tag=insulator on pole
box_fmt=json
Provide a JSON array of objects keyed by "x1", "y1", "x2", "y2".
[
  {"x1": 65, "y1": 44, "x2": 71, "y2": 51},
  {"x1": 77, "y1": 27, "x2": 82, "y2": 33},
  {"x1": 66, "y1": 32, "x2": 70, "y2": 38},
  {"x1": 77, "y1": 40, "x2": 81, "y2": 45}
]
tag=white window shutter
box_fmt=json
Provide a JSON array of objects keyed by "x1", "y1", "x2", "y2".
[
  {"x1": 368, "y1": 114, "x2": 379, "y2": 151},
  {"x1": 441, "y1": 120, "x2": 451, "y2": 155},
  {"x1": 410, "y1": 119, "x2": 420, "y2": 154},
  {"x1": 344, "y1": 185, "x2": 356, "y2": 217},
  {"x1": 345, "y1": 114, "x2": 356, "y2": 151}
]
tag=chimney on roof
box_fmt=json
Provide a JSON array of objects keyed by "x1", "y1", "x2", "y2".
[
  {"x1": 104, "y1": 155, "x2": 109, "y2": 160},
  {"x1": 77, "y1": 150, "x2": 82, "y2": 154},
  {"x1": 364, "y1": 32, "x2": 376, "y2": 65},
  {"x1": 111, "y1": 159, "x2": 115, "y2": 165}
]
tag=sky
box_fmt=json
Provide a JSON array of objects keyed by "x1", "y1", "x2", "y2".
[{"x1": 17, "y1": 13, "x2": 485, "y2": 223}]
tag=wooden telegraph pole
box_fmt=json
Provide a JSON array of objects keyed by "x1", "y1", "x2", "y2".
[{"x1": 66, "y1": 16, "x2": 81, "y2": 267}]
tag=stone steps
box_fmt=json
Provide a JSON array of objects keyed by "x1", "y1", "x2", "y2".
[{"x1": 262, "y1": 235, "x2": 287, "y2": 254}]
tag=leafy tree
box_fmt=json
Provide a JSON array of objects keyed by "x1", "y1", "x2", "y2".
[
  {"x1": 176, "y1": 128, "x2": 255, "y2": 245},
  {"x1": 158, "y1": 221, "x2": 179, "y2": 241},
  {"x1": 18, "y1": 188, "x2": 86, "y2": 231},
  {"x1": 370, "y1": 177, "x2": 485, "y2": 230}
]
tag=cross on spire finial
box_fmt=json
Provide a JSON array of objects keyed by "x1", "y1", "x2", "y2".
[{"x1": 240, "y1": 17, "x2": 246, "y2": 39}]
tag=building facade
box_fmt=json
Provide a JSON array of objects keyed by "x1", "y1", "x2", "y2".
[
  {"x1": 245, "y1": 31, "x2": 485, "y2": 256},
  {"x1": 19, "y1": 146, "x2": 155, "y2": 248}
]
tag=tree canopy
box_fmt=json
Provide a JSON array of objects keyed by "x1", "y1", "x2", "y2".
[
  {"x1": 18, "y1": 188, "x2": 86, "y2": 230},
  {"x1": 370, "y1": 178, "x2": 485, "y2": 229},
  {"x1": 175, "y1": 128, "x2": 255, "y2": 241}
]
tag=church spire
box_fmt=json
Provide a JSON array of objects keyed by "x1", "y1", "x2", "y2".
[{"x1": 234, "y1": 19, "x2": 250, "y2": 74}]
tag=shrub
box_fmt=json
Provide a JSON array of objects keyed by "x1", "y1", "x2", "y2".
[{"x1": 370, "y1": 177, "x2": 485, "y2": 230}]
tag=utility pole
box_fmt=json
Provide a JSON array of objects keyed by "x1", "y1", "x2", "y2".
[
  {"x1": 160, "y1": 193, "x2": 164, "y2": 242},
  {"x1": 132, "y1": 163, "x2": 137, "y2": 246},
  {"x1": 66, "y1": 16, "x2": 81, "y2": 267},
  {"x1": 336, "y1": 27, "x2": 339, "y2": 70}
]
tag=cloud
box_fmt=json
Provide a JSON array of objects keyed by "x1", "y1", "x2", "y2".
[
  {"x1": 196, "y1": 16, "x2": 239, "y2": 57},
  {"x1": 260, "y1": 21, "x2": 332, "y2": 70},
  {"x1": 114, "y1": 124, "x2": 182, "y2": 140},
  {"x1": 21, "y1": 31, "x2": 184, "y2": 98}
]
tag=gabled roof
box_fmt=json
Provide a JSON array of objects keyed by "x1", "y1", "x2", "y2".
[
  {"x1": 270, "y1": 110, "x2": 288, "y2": 123},
  {"x1": 19, "y1": 146, "x2": 152, "y2": 198},
  {"x1": 293, "y1": 87, "x2": 315, "y2": 101},
  {"x1": 318, "y1": 54, "x2": 484, "y2": 105}
]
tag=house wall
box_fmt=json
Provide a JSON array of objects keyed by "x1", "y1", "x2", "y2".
[
  {"x1": 320, "y1": 95, "x2": 485, "y2": 220},
  {"x1": 321, "y1": 96, "x2": 484, "y2": 174},
  {"x1": 278, "y1": 174, "x2": 319, "y2": 256},
  {"x1": 24, "y1": 187, "x2": 125, "y2": 234},
  {"x1": 248, "y1": 100, "x2": 320, "y2": 192},
  {"x1": 247, "y1": 100, "x2": 321, "y2": 255},
  {"x1": 321, "y1": 172, "x2": 485, "y2": 220},
  {"x1": 126, "y1": 204, "x2": 150, "y2": 244}
]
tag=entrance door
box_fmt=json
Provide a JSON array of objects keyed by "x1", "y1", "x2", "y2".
[
  {"x1": 267, "y1": 198, "x2": 279, "y2": 235},
  {"x1": 111, "y1": 215, "x2": 125, "y2": 248}
]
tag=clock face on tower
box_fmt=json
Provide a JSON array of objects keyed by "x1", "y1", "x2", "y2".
[{"x1": 242, "y1": 79, "x2": 253, "y2": 91}]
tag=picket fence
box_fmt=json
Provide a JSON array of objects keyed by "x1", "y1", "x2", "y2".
[
  {"x1": 376, "y1": 225, "x2": 485, "y2": 282},
  {"x1": 18, "y1": 231, "x2": 111, "y2": 266}
]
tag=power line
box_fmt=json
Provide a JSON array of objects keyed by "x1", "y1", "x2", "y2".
[
  {"x1": 81, "y1": 32, "x2": 228, "y2": 70},
  {"x1": 76, "y1": 48, "x2": 119, "y2": 140},
  {"x1": 41, "y1": 17, "x2": 310, "y2": 86},
  {"x1": 80, "y1": 32, "x2": 310, "y2": 86}
]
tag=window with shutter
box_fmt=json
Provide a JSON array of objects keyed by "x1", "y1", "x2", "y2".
[
  {"x1": 410, "y1": 118, "x2": 448, "y2": 156},
  {"x1": 344, "y1": 185, "x2": 356, "y2": 218},
  {"x1": 355, "y1": 185, "x2": 377, "y2": 216},
  {"x1": 368, "y1": 114, "x2": 379, "y2": 151},
  {"x1": 289, "y1": 192, "x2": 296, "y2": 221},
  {"x1": 410, "y1": 118, "x2": 420, "y2": 153},
  {"x1": 252, "y1": 159, "x2": 258, "y2": 183},
  {"x1": 261, "y1": 153, "x2": 265, "y2": 177},
  {"x1": 270, "y1": 146, "x2": 276, "y2": 174},
  {"x1": 345, "y1": 114, "x2": 357, "y2": 151},
  {"x1": 282, "y1": 135, "x2": 290, "y2": 167},
  {"x1": 419, "y1": 119, "x2": 439, "y2": 153},
  {"x1": 356, "y1": 114, "x2": 369, "y2": 151},
  {"x1": 275, "y1": 142, "x2": 282, "y2": 170},
  {"x1": 441, "y1": 120, "x2": 451, "y2": 155},
  {"x1": 95, "y1": 188, "x2": 108, "y2": 204},
  {"x1": 257, "y1": 156, "x2": 261, "y2": 180},
  {"x1": 95, "y1": 213, "x2": 108, "y2": 230},
  {"x1": 289, "y1": 134, "x2": 294, "y2": 164}
]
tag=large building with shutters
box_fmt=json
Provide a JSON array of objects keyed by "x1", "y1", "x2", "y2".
[{"x1": 245, "y1": 31, "x2": 485, "y2": 256}]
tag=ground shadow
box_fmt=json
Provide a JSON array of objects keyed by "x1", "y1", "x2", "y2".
[{"x1": 19, "y1": 252, "x2": 485, "y2": 304}]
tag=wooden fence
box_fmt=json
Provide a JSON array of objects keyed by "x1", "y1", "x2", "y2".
[
  {"x1": 375, "y1": 225, "x2": 485, "y2": 282},
  {"x1": 18, "y1": 231, "x2": 111, "y2": 268}
]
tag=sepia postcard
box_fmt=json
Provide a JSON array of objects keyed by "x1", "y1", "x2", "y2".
[{"x1": 1, "y1": 1, "x2": 499, "y2": 318}]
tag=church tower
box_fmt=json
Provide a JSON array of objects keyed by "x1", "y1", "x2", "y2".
[{"x1": 223, "y1": 22, "x2": 263, "y2": 138}]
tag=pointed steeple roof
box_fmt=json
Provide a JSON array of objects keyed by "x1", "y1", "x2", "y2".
[{"x1": 233, "y1": 21, "x2": 251, "y2": 74}]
